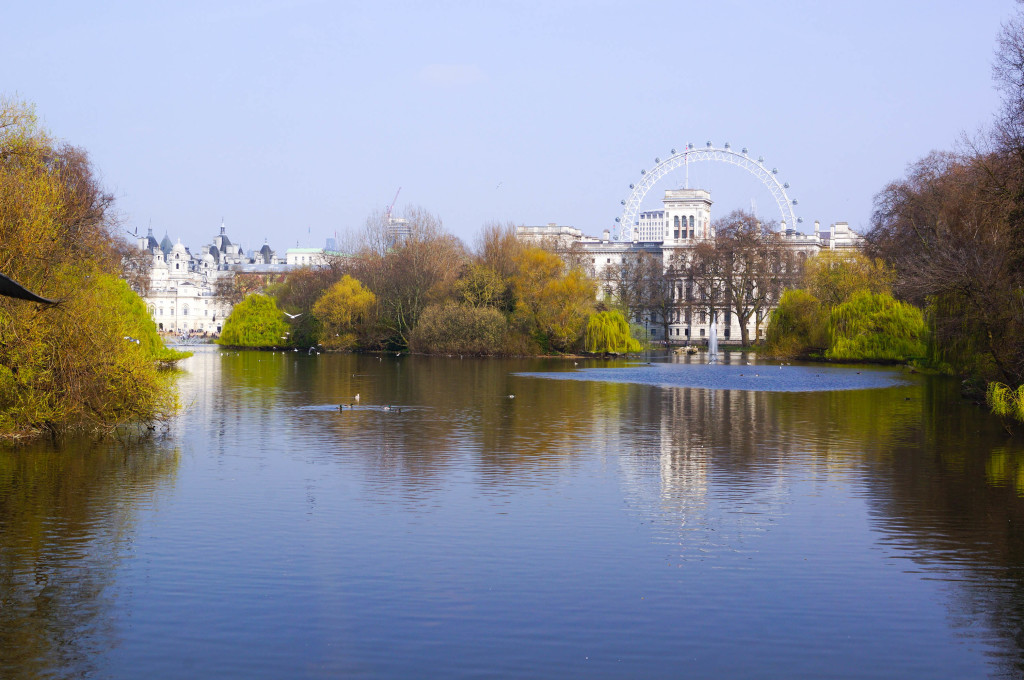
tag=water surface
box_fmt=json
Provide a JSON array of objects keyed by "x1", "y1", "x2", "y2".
[{"x1": 1, "y1": 348, "x2": 1022, "y2": 678}]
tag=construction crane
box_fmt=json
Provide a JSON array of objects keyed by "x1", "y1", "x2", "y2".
[{"x1": 384, "y1": 187, "x2": 401, "y2": 222}]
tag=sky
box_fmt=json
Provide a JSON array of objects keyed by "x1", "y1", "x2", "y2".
[{"x1": 2, "y1": 0, "x2": 1016, "y2": 254}]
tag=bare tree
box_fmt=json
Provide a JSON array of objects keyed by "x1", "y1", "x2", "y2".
[{"x1": 351, "y1": 207, "x2": 468, "y2": 348}]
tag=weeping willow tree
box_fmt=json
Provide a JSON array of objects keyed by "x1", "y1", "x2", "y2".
[
  {"x1": 584, "y1": 310, "x2": 642, "y2": 354},
  {"x1": 764, "y1": 289, "x2": 828, "y2": 358},
  {"x1": 217, "y1": 294, "x2": 290, "y2": 348},
  {"x1": 988, "y1": 382, "x2": 1024, "y2": 424},
  {"x1": 826, "y1": 291, "x2": 927, "y2": 361}
]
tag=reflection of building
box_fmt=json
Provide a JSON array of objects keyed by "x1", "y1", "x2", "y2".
[{"x1": 517, "y1": 188, "x2": 864, "y2": 345}]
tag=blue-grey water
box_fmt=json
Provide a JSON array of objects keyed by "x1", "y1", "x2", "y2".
[{"x1": 2, "y1": 347, "x2": 1023, "y2": 678}]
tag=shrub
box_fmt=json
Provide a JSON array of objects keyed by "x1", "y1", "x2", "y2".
[
  {"x1": 409, "y1": 303, "x2": 509, "y2": 355},
  {"x1": 217, "y1": 294, "x2": 290, "y2": 348}
]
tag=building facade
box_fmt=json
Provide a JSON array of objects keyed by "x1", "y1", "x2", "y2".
[
  {"x1": 135, "y1": 223, "x2": 298, "y2": 334},
  {"x1": 518, "y1": 189, "x2": 864, "y2": 346}
]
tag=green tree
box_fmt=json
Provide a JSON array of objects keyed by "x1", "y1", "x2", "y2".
[
  {"x1": 584, "y1": 310, "x2": 642, "y2": 354},
  {"x1": 0, "y1": 97, "x2": 184, "y2": 438},
  {"x1": 217, "y1": 294, "x2": 290, "y2": 348},
  {"x1": 802, "y1": 250, "x2": 893, "y2": 308},
  {"x1": 826, "y1": 291, "x2": 927, "y2": 362},
  {"x1": 764, "y1": 289, "x2": 828, "y2": 357},
  {"x1": 312, "y1": 275, "x2": 376, "y2": 350}
]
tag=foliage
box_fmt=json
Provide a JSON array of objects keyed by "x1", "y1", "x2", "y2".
[
  {"x1": 312, "y1": 275, "x2": 376, "y2": 350},
  {"x1": 512, "y1": 247, "x2": 596, "y2": 352},
  {"x1": 0, "y1": 98, "x2": 184, "y2": 438},
  {"x1": 350, "y1": 207, "x2": 467, "y2": 348},
  {"x1": 763, "y1": 289, "x2": 827, "y2": 357},
  {"x1": 266, "y1": 264, "x2": 344, "y2": 347},
  {"x1": 987, "y1": 382, "x2": 1024, "y2": 424},
  {"x1": 801, "y1": 250, "x2": 894, "y2": 308},
  {"x1": 825, "y1": 291, "x2": 927, "y2": 362},
  {"x1": 409, "y1": 303, "x2": 510, "y2": 355},
  {"x1": 217, "y1": 294, "x2": 290, "y2": 348},
  {"x1": 584, "y1": 310, "x2": 642, "y2": 354},
  {"x1": 455, "y1": 263, "x2": 510, "y2": 310}
]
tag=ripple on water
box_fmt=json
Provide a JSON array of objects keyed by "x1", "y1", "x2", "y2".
[{"x1": 516, "y1": 362, "x2": 909, "y2": 392}]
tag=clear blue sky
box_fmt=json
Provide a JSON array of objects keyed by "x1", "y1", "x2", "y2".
[{"x1": 3, "y1": 0, "x2": 1014, "y2": 252}]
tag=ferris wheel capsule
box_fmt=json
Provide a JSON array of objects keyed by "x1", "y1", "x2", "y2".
[
  {"x1": 706, "y1": 141, "x2": 712, "y2": 147},
  {"x1": 783, "y1": 182, "x2": 790, "y2": 188},
  {"x1": 629, "y1": 183, "x2": 634, "y2": 189},
  {"x1": 640, "y1": 169, "x2": 646, "y2": 175},
  {"x1": 758, "y1": 156, "x2": 764, "y2": 163},
  {"x1": 615, "y1": 217, "x2": 620, "y2": 222},
  {"x1": 671, "y1": 148, "x2": 677, "y2": 154},
  {"x1": 792, "y1": 199, "x2": 799, "y2": 205},
  {"x1": 772, "y1": 168, "x2": 778, "y2": 174},
  {"x1": 724, "y1": 142, "x2": 730, "y2": 149},
  {"x1": 655, "y1": 157, "x2": 660, "y2": 163},
  {"x1": 742, "y1": 147, "x2": 748, "y2": 154},
  {"x1": 620, "y1": 200, "x2": 626, "y2": 205},
  {"x1": 797, "y1": 217, "x2": 804, "y2": 224}
]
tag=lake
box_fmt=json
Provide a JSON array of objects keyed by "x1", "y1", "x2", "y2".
[{"x1": 2, "y1": 347, "x2": 1023, "y2": 678}]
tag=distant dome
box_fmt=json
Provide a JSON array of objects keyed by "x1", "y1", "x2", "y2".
[
  {"x1": 259, "y1": 243, "x2": 273, "y2": 263},
  {"x1": 171, "y1": 240, "x2": 187, "y2": 254},
  {"x1": 160, "y1": 232, "x2": 173, "y2": 255},
  {"x1": 208, "y1": 245, "x2": 220, "y2": 262}
]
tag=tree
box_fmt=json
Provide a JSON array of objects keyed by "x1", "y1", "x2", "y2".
[
  {"x1": 312, "y1": 275, "x2": 376, "y2": 350},
  {"x1": 801, "y1": 250, "x2": 893, "y2": 308},
  {"x1": 867, "y1": 150, "x2": 1023, "y2": 383},
  {"x1": 826, "y1": 291, "x2": 927, "y2": 362},
  {"x1": 764, "y1": 289, "x2": 827, "y2": 357},
  {"x1": 217, "y1": 294, "x2": 290, "y2": 348},
  {"x1": 696, "y1": 210, "x2": 790, "y2": 346},
  {"x1": 584, "y1": 310, "x2": 642, "y2": 354},
  {"x1": 511, "y1": 246, "x2": 597, "y2": 352},
  {"x1": 351, "y1": 207, "x2": 467, "y2": 348},
  {"x1": 0, "y1": 97, "x2": 184, "y2": 437}
]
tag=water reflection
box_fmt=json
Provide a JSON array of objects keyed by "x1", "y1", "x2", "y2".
[
  {"x1": 0, "y1": 438, "x2": 179, "y2": 679},
  {"x1": 7, "y1": 346, "x2": 1024, "y2": 678}
]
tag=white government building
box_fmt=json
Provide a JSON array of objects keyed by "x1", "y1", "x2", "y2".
[
  {"x1": 134, "y1": 223, "x2": 330, "y2": 334},
  {"x1": 517, "y1": 187, "x2": 864, "y2": 345}
]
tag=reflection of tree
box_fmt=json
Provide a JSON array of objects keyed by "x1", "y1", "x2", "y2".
[
  {"x1": 0, "y1": 440, "x2": 178, "y2": 678},
  {"x1": 858, "y1": 378, "x2": 1024, "y2": 675}
]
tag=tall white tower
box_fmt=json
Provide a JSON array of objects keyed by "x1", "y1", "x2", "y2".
[{"x1": 663, "y1": 188, "x2": 713, "y2": 244}]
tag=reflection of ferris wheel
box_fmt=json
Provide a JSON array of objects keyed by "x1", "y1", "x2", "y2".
[{"x1": 616, "y1": 142, "x2": 800, "y2": 241}]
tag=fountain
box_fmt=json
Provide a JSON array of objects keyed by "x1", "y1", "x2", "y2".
[{"x1": 708, "y1": 312, "x2": 718, "y2": 363}]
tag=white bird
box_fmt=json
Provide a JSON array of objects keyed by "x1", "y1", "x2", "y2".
[
  {"x1": 507, "y1": 394, "x2": 515, "y2": 399},
  {"x1": 284, "y1": 312, "x2": 302, "y2": 319},
  {"x1": 354, "y1": 393, "x2": 360, "y2": 402}
]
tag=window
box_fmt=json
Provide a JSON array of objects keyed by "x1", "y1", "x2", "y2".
[{"x1": 183, "y1": 305, "x2": 189, "y2": 316}]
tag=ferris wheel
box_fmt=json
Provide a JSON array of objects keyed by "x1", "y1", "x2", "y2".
[{"x1": 615, "y1": 142, "x2": 800, "y2": 241}]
